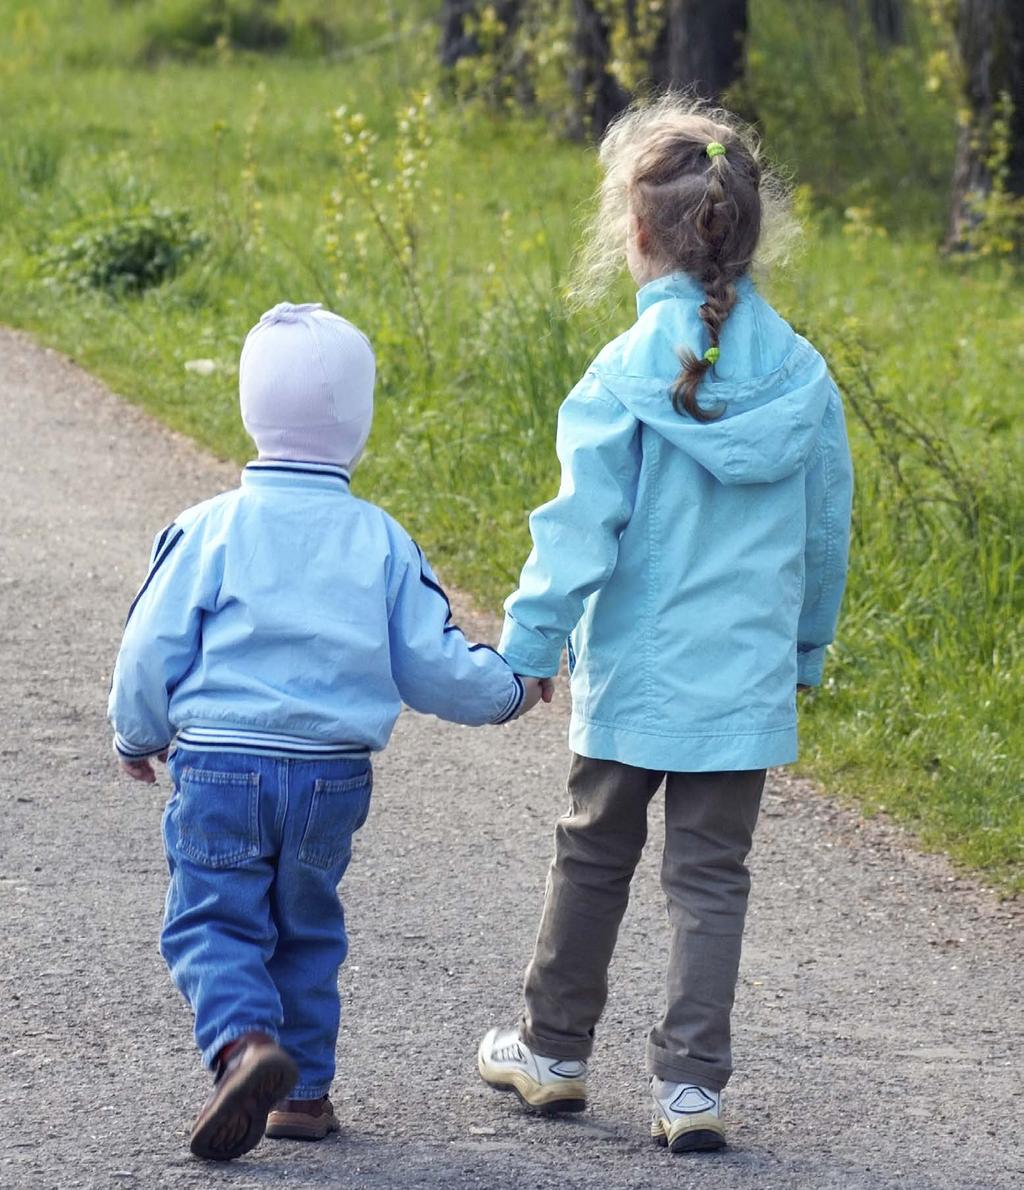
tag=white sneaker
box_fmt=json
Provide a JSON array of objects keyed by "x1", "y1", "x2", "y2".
[
  {"x1": 477, "y1": 1026, "x2": 587, "y2": 1114},
  {"x1": 650, "y1": 1077, "x2": 726, "y2": 1152}
]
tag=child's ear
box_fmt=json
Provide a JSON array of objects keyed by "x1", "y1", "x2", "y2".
[{"x1": 630, "y1": 211, "x2": 651, "y2": 256}]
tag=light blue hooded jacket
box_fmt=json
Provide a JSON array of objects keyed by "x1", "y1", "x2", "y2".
[
  {"x1": 108, "y1": 460, "x2": 524, "y2": 762},
  {"x1": 499, "y1": 272, "x2": 853, "y2": 772}
]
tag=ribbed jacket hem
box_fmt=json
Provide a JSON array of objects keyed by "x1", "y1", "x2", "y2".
[
  {"x1": 174, "y1": 725, "x2": 371, "y2": 761},
  {"x1": 568, "y1": 715, "x2": 797, "y2": 772}
]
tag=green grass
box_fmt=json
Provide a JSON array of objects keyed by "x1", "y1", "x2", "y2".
[{"x1": 1, "y1": 2, "x2": 1021, "y2": 890}]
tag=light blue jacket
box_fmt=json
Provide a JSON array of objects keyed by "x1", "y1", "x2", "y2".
[
  {"x1": 109, "y1": 460, "x2": 523, "y2": 761},
  {"x1": 499, "y1": 273, "x2": 853, "y2": 772}
]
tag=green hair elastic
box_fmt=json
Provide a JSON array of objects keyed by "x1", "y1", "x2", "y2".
[
  {"x1": 706, "y1": 141, "x2": 727, "y2": 159},
  {"x1": 704, "y1": 346, "x2": 721, "y2": 364}
]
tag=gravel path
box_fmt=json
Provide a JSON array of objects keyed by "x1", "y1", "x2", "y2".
[{"x1": 1, "y1": 328, "x2": 1021, "y2": 1190}]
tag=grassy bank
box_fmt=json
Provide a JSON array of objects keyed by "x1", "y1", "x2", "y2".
[{"x1": 1, "y1": 2, "x2": 1020, "y2": 889}]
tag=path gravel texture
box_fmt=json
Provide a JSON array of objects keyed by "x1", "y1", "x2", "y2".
[{"x1": 0, "y1": 328, "x2": 1021, "y2": 1190}]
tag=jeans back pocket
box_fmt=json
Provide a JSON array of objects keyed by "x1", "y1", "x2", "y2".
[
  {"x1": 175, "y1": 767, "x2": 260, "y2": 869},
  {"x1": 298, "y1": 770, "x2": 372, "y2": 871}
]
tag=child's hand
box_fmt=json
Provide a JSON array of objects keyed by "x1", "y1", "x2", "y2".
[
  {"x1": 119, "y1": 750, "x2": 169, "y2": 784},
  {"x1": 515, "y1": 676, "x2": 556, "y2": 718}
]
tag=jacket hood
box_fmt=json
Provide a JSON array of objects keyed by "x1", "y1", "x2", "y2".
[{"x1": 592, "y1": 274, "x2": 834, "y2": 485}]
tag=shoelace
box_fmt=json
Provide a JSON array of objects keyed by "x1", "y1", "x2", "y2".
[{"x1": 494, "y1": 1042, "x2": 525, "y2": 1063}]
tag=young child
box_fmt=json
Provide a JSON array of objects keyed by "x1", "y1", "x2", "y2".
[
  {"x1": 477, "y1": 98, "x2": 853, "y2": 1153},
  {"x1": 109, "y1": 301, "x2": 545, "y2": 1162}
]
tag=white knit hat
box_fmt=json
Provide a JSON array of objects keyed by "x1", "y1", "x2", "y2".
[{"x1": 239, "y1": 301, "x2": 375, "y2": 468}]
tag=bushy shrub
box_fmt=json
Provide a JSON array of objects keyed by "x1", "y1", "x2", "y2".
[
  {"x1": 39, "y1": 206, "x2": 206, "y2": 295},
  {"x1": 741, "y1": 0, "x2": 957, "y2": 231},
  {"x1": 140, "y1": 0, "x2": 336, "y2": 60}
]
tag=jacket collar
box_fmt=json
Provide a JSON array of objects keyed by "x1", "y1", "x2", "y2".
[
  {"x1": 635, "y1": 271, "x2": 754, "y2": 316},
  {"x1": 636, "y1": 271, "x2": 705, "y2": 315},
  {"x1": 242, "y1": 459, "x2": 351, "y2": 490}
]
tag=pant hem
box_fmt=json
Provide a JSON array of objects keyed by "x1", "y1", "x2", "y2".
[
  {"x1": 201, "y1": 1023, "x2": 281, "y2": 1071},
  {"x1": 647, "y1": 1043, "x2": 730, "y2": 1093},
  {"x1": 291, "y1": 1083, "x2": 332, "y2": 1099},
  {"x1": 520, "y1": 1017, "x2": 594, "y2": 1061}
]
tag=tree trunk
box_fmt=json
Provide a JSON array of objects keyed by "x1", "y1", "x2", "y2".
[
  {"x1": 438, "y1": 0, "x2": 521, "y2": 70},
  {"x1": 869, "y1": 0, "x2": 906, "y2": 46},
  {"x1": 439, "y1": 0, "x2": 474, "y2": 68},
  {"x1": 566, "y1": 0, "x2": 630, "y2": 140},
  {"x1": 947, "y1": 0, "x2": 1024, "y2": 248},
  {"x1": 650, "y1": 0, "x2": 749, "y2": 101},
  {"x1": 439, "y1": 0, "x2": 750, "y2": 139}
]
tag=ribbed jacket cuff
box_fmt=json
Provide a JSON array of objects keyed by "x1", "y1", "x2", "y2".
[
  {"x1": 498, "y1": 616, "x2": 563, "y2": 678},
  {"x1": 113, "y1": 733, "x2": 169, "y2": 761},
  {"x1": 797, "y1": 646, "x2": 826, "y2": 687},
  {"x1": 492, "y1": 675, "x2": 525, "y2": 725}
]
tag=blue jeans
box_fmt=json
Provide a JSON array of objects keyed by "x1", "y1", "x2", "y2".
[{"x1": 161, "y1": 749, "x2": 372, "y2": 1099}]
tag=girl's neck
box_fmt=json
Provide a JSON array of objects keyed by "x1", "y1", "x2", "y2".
[{"x1": 629, "y1": 257, "x2": 677, "y2": 288}]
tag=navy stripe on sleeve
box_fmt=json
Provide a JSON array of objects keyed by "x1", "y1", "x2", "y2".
[
  {"x1": 151, "y1": 523, "x2": 173, "y2": 563},
  {"x1": 469, "y1": 642, "x2": 506, "y2": 661},
  {"x1": 413, "y1": 541, "x2": 457, "y2": 627},
  {"x1": 411, "y1": 540, "x2": 522, "y2": 725},
  {"x1": 124, "y1": 527, "x2": 184, "y2": 626},
  {"x1": 413, "y1": 545, "x2": 453, "y2": 615}
]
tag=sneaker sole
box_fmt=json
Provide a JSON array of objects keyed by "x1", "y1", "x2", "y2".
[
  {"x1": 651, "y1": 1116, "x2": 727, "y2": 1154},
  {"x1": 477, "y1": 1055, "x2": 586, "y2": 1115},
  {"x1": 190, "y1": 1047, "x2": 299, "y2": 1161}
]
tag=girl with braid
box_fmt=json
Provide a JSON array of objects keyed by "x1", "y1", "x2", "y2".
[{"x1": 478, "y1": 97, "x2": 853, "y2": 1154}]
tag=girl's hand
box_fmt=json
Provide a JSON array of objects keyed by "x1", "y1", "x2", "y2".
[
  {"x1": 515, "y1": 676, "x2": 556, "y2": 717},
  {"x1": 119, "y1": 750, "x2": 169, "y2": 784}
]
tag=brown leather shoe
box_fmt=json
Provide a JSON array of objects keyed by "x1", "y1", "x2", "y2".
[
  {"x1": 265, "y1": 1095, "x2": 340, "y2": 1141},
  {"x1": 189, "y1": 1033, "x2": 298, "y2": 1161}
]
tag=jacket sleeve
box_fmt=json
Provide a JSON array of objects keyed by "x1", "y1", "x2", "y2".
[
  {"x1": 387, "y1": 535, "x2": 524, "y2": 726},
  {"x1": 499, "y1": 372, "x2": 641, "y2": 677},
  {"x1": 107, "y1": 520, "x2": 213, "y2": 758},
  {"x1": 798, "y1": 385, "x2": 854, "y2": 686}
]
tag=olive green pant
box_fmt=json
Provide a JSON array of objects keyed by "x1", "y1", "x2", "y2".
[{"x1": 520, "y1": 755, "x2": 765, "y2": 1092}]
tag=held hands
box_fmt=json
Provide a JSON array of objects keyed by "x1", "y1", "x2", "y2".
[
  {"x1": 119, "y1": 749, "x2": 169, "y2": 784},
  {"x1": 514, "y1": 676, "x2": 556, "y2": 719}
]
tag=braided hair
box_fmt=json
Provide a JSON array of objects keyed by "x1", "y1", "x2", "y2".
[
  {"x1": 570, "y1": 98, "x2": 795, "y2": 422},
  {"x1": 630, "y1": 129, "x2": 762, "y2": 420}
]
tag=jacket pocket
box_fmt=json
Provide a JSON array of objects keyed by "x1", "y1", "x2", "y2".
[
  {"x1": 298, "y1": 769, "x2": 373, "y2": 871},
  {"x1": 175, "y1": 767, "x2": 260, "y2": 869}
]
